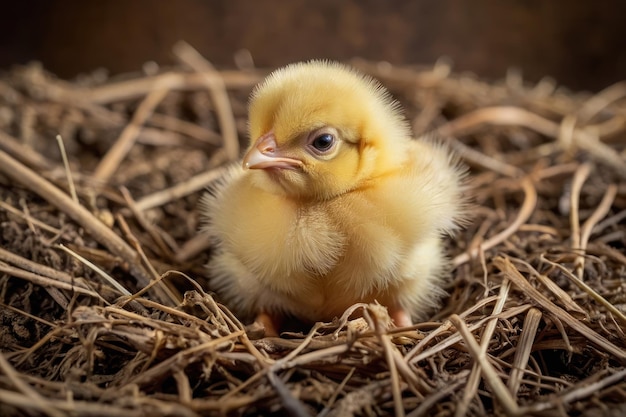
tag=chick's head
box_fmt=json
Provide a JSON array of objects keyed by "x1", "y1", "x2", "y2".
[{"x1": 243, "y1": 61, "x2": 411, "y2": 200}]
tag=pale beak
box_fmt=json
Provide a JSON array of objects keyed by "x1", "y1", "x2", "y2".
[{"x1": 242, "y1": 132, "x2": 303, "y2": 170}]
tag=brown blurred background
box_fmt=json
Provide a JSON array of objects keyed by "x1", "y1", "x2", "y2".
[{"x1": 1, "y1": 0, "x2": 624, "y2": 91}]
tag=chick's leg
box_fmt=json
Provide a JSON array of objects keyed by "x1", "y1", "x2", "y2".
[
  {"x1": 388, "y1": 306, "x2": 413, "y2": 328},
  {"x1": 254, "y1": 311, "x2": 283, "y2": 337}
]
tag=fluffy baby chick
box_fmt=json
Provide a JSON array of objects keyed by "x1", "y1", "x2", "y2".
[{"x1": 202, "y1": 61, "x2": 466, "y2": 336}]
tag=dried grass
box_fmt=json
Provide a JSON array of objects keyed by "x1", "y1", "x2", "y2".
[{"x1": 0, "y1": 46, "x2": 625, "y2": 416}]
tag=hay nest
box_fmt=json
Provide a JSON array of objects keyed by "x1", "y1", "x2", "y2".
[{"x1": 0, "y1": 43, "x2": 625, "y2": 416}]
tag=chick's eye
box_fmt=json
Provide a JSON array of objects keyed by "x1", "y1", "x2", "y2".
[{"x1": 311, "y1": 133, "x2": 335, "y2": 152}]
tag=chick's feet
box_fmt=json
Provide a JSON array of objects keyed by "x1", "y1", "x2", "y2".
[
  {"x1": 389, "y1": 306, "x2": 413, "y2": 328},
  {"x1": 254, "y1": 311, "x2": 283, "y2": 337}
]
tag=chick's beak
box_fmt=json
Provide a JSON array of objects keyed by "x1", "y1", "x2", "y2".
[{"x1": 242, "y1": 132, "x2": 303, "y2": 170}]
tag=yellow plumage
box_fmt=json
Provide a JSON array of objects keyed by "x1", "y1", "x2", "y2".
[{"x1": 201, "y1": 61, "x2": 467, "y2": 336}]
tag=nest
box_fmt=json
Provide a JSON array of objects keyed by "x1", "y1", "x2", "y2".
[{"x1": 0, "y1": 42, "x2": 625, "y2": 416}]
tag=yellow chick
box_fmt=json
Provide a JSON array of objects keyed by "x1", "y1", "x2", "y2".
[{"x1": 202, "y1": 61, "x2": 466, "y2": 336}]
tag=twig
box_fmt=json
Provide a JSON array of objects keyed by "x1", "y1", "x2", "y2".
[
  {"x1": 455, "y1": 280, "x2": 511, "y2": 417},
  {"x1": 405, "y1": 295, "x2": 500, "y2": 361},
  {"x1": 512, "y1": 257, "x2": 587, "y2": 315},
  {"x1": 0, "y1": 149, "x2": 168, "y2": 303},
  {"x1": 267, "y1": 371, "x2": 310, "y2": 417},
  {"x1": 274, "y1": 323, "x2": 324, "y2": 367},
  {"x1": 283, "y1": 344, "x2": 351, "y2": 368},
  {"x1": 592, "y1": 209, "x2": 626, "y2": 235},
  {"x1": 524, "y1": 368, "x2": 626, "y2": 414},
  {"x1": 0, "y1": 388, "x2": 169, "y2": 417},
  {"x1": 115, "y1": 214, "x2": 181, "y2": 306},
  {"x1": 174, "y1": 232, "x2": 213, "y2": 263},
  {"x1": 123, "y1": 332, "x2": 243, "y2": 387},
  {"x1": 449, "y1": 315, "x2": 520, "y2": 417},
  {"x1": 148, "y1": 113, "x2": 222, "y2": 146},
  {"x1": 374, "y1": 314, "x2": 405, "y2": 417},
  {"x1": 436, "y1": 106, "x2": 626, "y2": 178},
  {"x1": 0, "y1": 353, "x2": 65, "y2": 417},
  {"x1": 94, "y1": 87, "x2": 170, "y2": 182},
  {"x1": 134, "y1": 164, "x2": 230, "y2": 212},
  {"x1": 0, "y1": 200, "x2": 61, "y2": 235},
  {"x1": 0, "y1": 247, "x2": 74, "y2": 285},
  {"x1": 81, "y1": 70, "x2": 261, "y2": 104},
  {"x1": 407, "y1": 379, "x2": 465, "y2": 417},
  {"x1": 557, "y1": 114, "x2": 577, "y2": 152},
  {"x1": 539, "y1": 255, "x2": 626, "y2": 327},
  {"x1": 579, "y1": 183, "x2": 618, "y2": 272},
  {"x1": 55, "y1": 135, "x2": 78, "y2": 203},
  {"x1": 0, "y1": 261, "x2": 107, "y2": 302},
  {"x1": 453, "y1": 177, "x2": 537, "y2": 266},
  {"x1": 173, "y1": 370, "x2": 192, "y2": 405},
  {"x1": 569, "y1": 162, "x2": 592, "y2": 278},
  {"x1": 576, "y1": 81, "x2": 626, "y2": 124},
  {"x1": 318, "y1": 367, "x2": 355, "y2": 417},
  {"x1": 446, "y1": 137, "x2": 523, "y2": 178},
  {"x1": 0, "y1": 302, "x2": 56, "y2": 328},
  {"x1": 58, "y1": 244, "x2": 130, "y2": 296},
  {"x1": 120, "y1": 186, "x2": 177, "y2": 259},
  {"x1": 507, "y1": 308, "x2": 542, "y2": 396},
  {"x1": 494, "y1": 256, "x2": 626, "y2": 363},
  {"x1": 173, "y1": 41, "x2": 240, "y2": 161},
  {"x1": 408, "y1": 305, "x2": 532, "y2": 368},
  {"x1": 0, "y1": 130, "x2": 54, "y2": 170}
]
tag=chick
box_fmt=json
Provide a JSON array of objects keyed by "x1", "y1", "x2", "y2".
[{"x1": 202, "y1": 61, "x2": 466, "y2": 336}]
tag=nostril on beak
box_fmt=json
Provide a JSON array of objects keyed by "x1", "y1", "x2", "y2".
[{"x1": 252, "y1": 131, "x2": 278, "y2": 156}]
